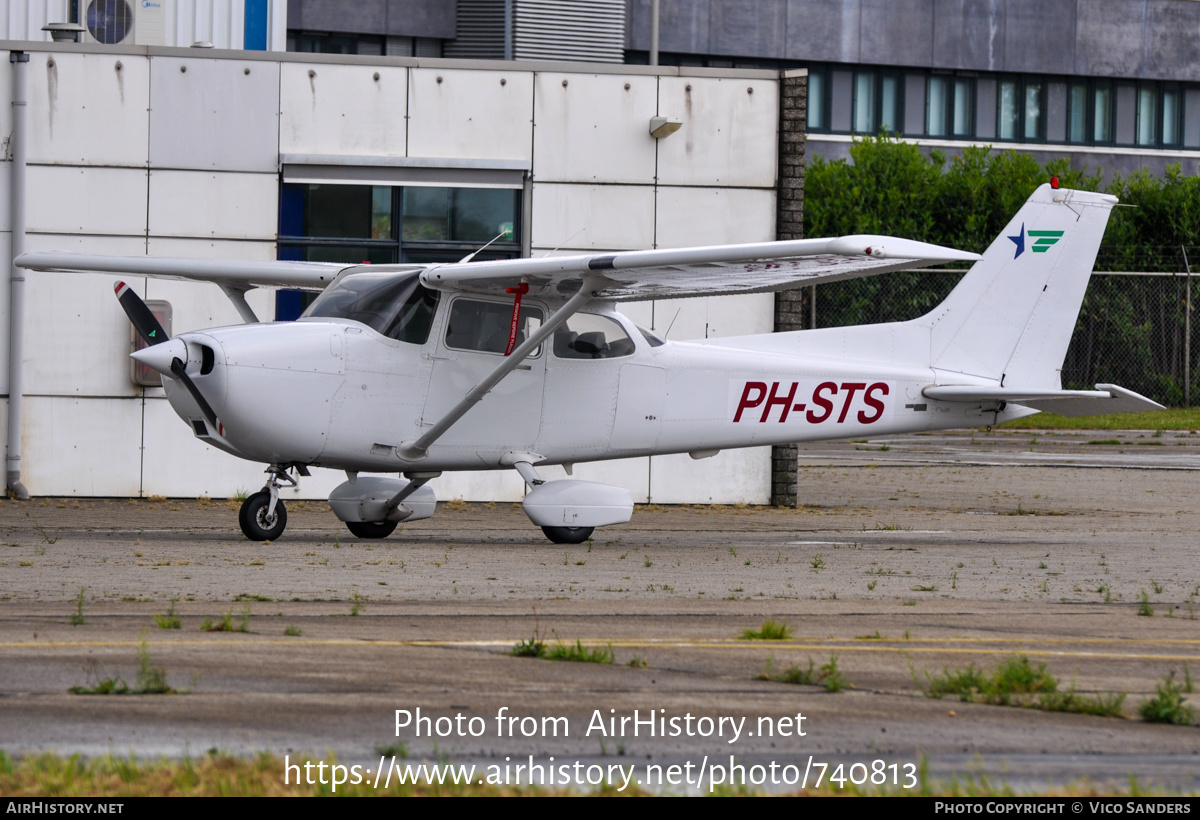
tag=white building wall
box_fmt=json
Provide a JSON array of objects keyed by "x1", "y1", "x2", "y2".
[
  {"x1": 0, "y1": 44, "x2": 780, "y2": 503},
  {"x1": 0, "y1": 0, "x2": 287, "y2": 50}
]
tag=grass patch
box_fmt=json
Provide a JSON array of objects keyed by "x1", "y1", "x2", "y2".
[
  {"x1": 997, "y1": 408, "x2": 1200, "y2": 430},
  {"x1": 1138, "y1": 590, "x2": 1154, "y2": 617},
  {"x1": 758, "y1": 655, "x2": 849, "y2": 692},
  {"x1": 69, "y1": 588, "x2": 86, "y2": 627},
  {"x1": 543, "y1": 639, "x2": 614, "y2": 664},
  {"x1": 510, "y1": 637, "x2": 613, "y2": 664},
  {"x1": 283, "y1": 625, "x2": 302, "y2": 637},
  {"x1": 1139, "y1": 671, "x2": 1196, "y2": 725},
  {"x1": 917, "y1": 655, "x2": 1125, "y2": 717},
  {"x1": 201, "y1": 604, "x2": 251, "y2": 633},
  {"x1": 153, "y1": 599, "x2": 181, "y2": 629},
  {"x1": 740, "y1": 619, "x2": 794, "y2": 640},
  {"x1": 69, "y1": 639, "x2": 177, "y2": 696}
]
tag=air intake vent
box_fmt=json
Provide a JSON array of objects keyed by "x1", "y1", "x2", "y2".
[{"x1": 446, "y1": 0, "x2": 626, "y2": 63}]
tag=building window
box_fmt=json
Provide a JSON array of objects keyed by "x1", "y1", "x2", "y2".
[
  {"x1": 851, "y1": 70, "x2": 903, "y2": 134},
  {"x1": 807, "y1": 67, "x2": 827, "y2": 131},
  {"x1": 1137, "y1": 86, "x2": 1157, "y2": 146},
  {"x1": 928, "y1": 75, "x2": 972, "y2": 137},
  {"x1": 276, "y1": 183, "x2": 520, "y2": 320},
  {"x1": 1163, "y1": 87, "x2": 1182, "y2": 147},
  {"x1": 1067, "y1": 83, "x2": 1087, "y2": 143},
  {"x1": 997, "y1": 78, "x2": 1043, "y2": 141},
  {"x1": 853, "y1": 71, "x2": 876, "y2": 133},
  {"x1": 1093, "y1": 83, "x2": 1113, "y2": 143}
]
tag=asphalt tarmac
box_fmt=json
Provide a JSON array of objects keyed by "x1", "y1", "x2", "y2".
[{"x1": 1, "y1": 428, "x2": 1199, "y2": 794}]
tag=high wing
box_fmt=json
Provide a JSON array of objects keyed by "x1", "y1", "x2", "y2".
[
  {"x1": 409, "y1": 236, "x2": 981, "y2": 301},
  {"x1": 16, "y1": 234, "x2": 981, "y2": 305},
  {"x1": 14, "y1": 252, "x2": 345, "y2": 291}
]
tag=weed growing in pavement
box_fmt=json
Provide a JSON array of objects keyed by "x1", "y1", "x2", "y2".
[
  {"x1": 153, "y1": 598, "x2": 181, "y2": 629},
  {"x1": 1139, "y1": 671, "x2": 1195, "y2": 725},
  {"x1": 758, "y1": 655, "x2": 849, "y2": 692},
  {"x1": 69, "y1": 588, "x2": 86, "y2": 627},
  {"x1": 916, "y1": 655, "x2": 1125, "y2": 717},
  {"x1": 740, "y1": 619, "x2": 794, "y2": 640}
]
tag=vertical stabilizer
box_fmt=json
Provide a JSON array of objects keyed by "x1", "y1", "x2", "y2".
[{"x1": 923, "y1": 184, "x2": 1117, "y2": 389}]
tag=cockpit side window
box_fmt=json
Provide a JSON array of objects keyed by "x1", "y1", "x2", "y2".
[
  {"x1": 444, "y1": 298, "x2": 544, "y2": 356},
  {"x1": 303, "y1": 271, "x2": 440, "y2": 344}
]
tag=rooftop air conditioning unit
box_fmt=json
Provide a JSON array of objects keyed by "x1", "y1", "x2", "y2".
[{"x1": 82, "y1": 0, "x2": 165, "y2": 46}]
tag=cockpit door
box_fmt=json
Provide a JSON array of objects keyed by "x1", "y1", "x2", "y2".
[{"x1": 420, "y1": 296, "x2": 546, "y2": 449}]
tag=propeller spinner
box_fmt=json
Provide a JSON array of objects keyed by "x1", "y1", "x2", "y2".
[{"x1": 116, "y1": 281, "x2": 224, "y2": 435}]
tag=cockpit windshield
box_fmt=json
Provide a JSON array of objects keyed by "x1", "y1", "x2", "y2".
[{"x1": 301, "y1": 270, "x2": 440, "y2": 344}]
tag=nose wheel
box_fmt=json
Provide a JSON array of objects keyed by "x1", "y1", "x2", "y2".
[
  {"x1": 239, "y1": 491, "x2": 288, "y2": 541},
  {"x1": 238, "y1": 465, "x2": 298, "y2": 541}
]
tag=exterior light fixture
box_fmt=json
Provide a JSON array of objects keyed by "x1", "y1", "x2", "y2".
[{"x1": 649, "y1": 116, "x2": 682, "y2": 138}]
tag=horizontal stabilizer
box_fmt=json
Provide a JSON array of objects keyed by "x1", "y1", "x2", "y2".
[{"x1": 923, "y1": 383, "x2": 1165, "y2": 417}]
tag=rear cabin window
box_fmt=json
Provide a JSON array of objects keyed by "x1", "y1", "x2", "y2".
[{"x1": 552, "y1": 313, "x2": 636, "y2": 359}]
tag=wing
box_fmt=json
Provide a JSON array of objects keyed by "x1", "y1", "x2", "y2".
[
  {"x1": 408, "y1": 236, "x2": 982, "y2": 301},
  {"x1": 923, "y1": 383, "x2": 1164, "y2": 417},
  {"x1": 17, "y1": 233, "x2": 980, "y2": 303},
  {"x1": 15, "y1": 251, "x2": 345, "y2": 291}
]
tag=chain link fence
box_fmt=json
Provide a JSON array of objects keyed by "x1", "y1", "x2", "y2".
[{"x1": 798, "y1": 247, "x2": 1200, "y2": 407}]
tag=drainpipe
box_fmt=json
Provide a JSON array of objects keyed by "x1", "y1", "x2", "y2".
[{"x1": 7, "y1": 50, "x2": 28, "y2": 500}]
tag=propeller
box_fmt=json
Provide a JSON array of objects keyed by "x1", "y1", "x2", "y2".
[{"x1": 116, "y1": 281, "x2": 224, "y2": 435}]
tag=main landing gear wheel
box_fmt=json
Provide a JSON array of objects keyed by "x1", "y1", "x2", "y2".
[
  {"x1": 541, "y1": 526, "x2": 594, "y2": 544},
  {"x1": 346, "y1": 520, "x2": 398, "y2": 539},
  {"x1": 239, "y1": 491, "x2": 287, "y2": 541}
]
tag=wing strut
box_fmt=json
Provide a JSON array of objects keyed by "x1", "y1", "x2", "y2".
[{"x1": 396, "y1": 275, "x2": 603, "y2": 461}]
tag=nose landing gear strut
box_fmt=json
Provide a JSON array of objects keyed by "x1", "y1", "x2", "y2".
[{"x1": 238, "y1": 464, "x2": 304, "y2": 541}]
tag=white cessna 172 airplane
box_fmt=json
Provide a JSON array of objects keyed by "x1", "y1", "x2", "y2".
[{"x1": 17, "y1": 182, "x2": 1161, "y2": 543}]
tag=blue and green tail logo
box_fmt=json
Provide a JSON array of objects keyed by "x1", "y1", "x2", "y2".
[
  {"x1": 1009, "y1": 224, "x2": 1065, "y2": 257},
  {"x1": 1028, "y1": 230, "x2": 1064, "y2": 253}
]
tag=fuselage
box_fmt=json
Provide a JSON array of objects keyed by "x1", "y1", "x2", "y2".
[{"x1": 160, "y1": 270, "x2": 1027, "y2": 473}]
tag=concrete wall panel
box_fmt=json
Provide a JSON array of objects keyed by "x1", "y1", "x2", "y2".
[
  {"x1": 148, "y1": 171, "x2": 278, "y2": 240},
  {"x1": 279, "y1": 62, "x2": 408, "y2": 157},
  {"x1": 26, "y1": 166, "x2": 147, "y2": 236},
  {"x1": 785, "y1": 0, "x2": 860, "y2": 63},
  {"x1": 932, "y1": 0, "x2": 1005, "y2": 71},
  {"x1": 654, "y1": 187, "x2": 775, "y2": 247},
  {"x1": 1004, "y1": 0, "x2": 1075, "y2": 75},
  {"x1": 408, "y1": 68, "x2": 533, "y2": 161},
  {"x1": 710, "y1": 0, "x2": 787, "y2": 60},
  {"x1": 648, "y1": 449, "x2": 770, "y2": 504},
  {"x1": 1144, "y1": 1, "x2": 1200, "y2": 81},
  {"x1": 861, "y1": 0, "x2": 933, "y2": 67},
  {"x1": 627, "y1": 0, "x2": 712, "y2": 54},
  {"x1": 533, "y1": 73, "x2": 657, "y2": 184},
  {"x1": 571, "y1": 457, "x2": 651, "y2": 504},
  {"x1": 656, "y1": 78, "x2": 777, "y2": 188},
  {"x1": 530, "y1": 183, "x2": 655, "y2": 251},
  {"x1": 149, "y1": 56, "x2": 280, "y2": 172},
  {"x1": 141, "y1": 398, "x2": 346, "y2": 499},
  {"x1": 1075, "y1": 0, "x2": 1146, "y2": 79},
  {"x1": 21, "y1": 268, "x2": 144, "y2": 396},
  {"x1": 27, "y1": 52, "x2": 150, "y2": 167},
  {"x1": 23, "y1": 396, "x2": 142, "y2": 496},
  {"x1": 428, "y1": 470, "x2": 528, "y2": 503}
]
